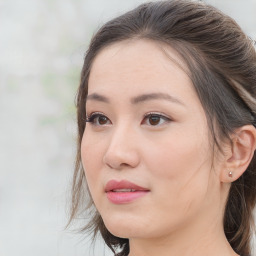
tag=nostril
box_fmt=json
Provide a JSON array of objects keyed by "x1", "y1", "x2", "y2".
[
  {"x1": 103, "y1": 148, "x2": 140, "y2": 170},
  {"x1": 102, "y1": 132, "x2": 140, "y2": 169},
  {"x1": 104, "y1": 160, "x2": 130, "y2": 170}
]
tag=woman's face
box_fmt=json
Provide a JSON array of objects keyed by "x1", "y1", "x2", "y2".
[{"x1": 81, "y1": 40, "x2": 224, "y2": 240}]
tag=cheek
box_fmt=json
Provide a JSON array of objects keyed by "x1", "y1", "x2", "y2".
[
  {"x1": 145, "y1": 126, "x2": 210, "y2": 180},
  {"x1": 81, "y1": 128, "x2": 105, "y2": 166},
  {"x1": 81, "y1": 131, "x2": 105, "y2": 197},
  {"x1": 143, "y1": 124, "x2": 212, "y2": 213}
]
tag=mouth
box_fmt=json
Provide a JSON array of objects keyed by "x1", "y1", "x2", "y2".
[
  {"x1": 105, "y1": 179, "x2": 150, "y2": 204},
  {"x1": 105, "y1": 179, "x2": 149, "y2": 192},
  {"x1": 112, "y1": 188, "x2": 137, "y2": 192}
]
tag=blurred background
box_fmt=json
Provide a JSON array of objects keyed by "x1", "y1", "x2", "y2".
[{"x1": 0, "y1": 0, "x2": 255, "y2": 255}]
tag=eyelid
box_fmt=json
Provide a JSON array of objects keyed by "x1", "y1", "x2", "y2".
[
  {"x1": 142, "y1": 112, "x2": 172, "y2": 126},
  {"x1": 85, "y1": 112, "x2": 111, "y2": 125},
  {"x1": 85, "y1": 111, "x2": 105, "y2": 121},
  {"x1": 85, "y1": 111, "x2": 172, "y2": 126},
  {"x1": 143, "y1": 112, "x2": 172, "y2": 120}
]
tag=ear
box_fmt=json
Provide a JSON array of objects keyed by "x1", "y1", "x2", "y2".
[{"x1": 220, "y1": 125, "x2": 256, "y2": 183}]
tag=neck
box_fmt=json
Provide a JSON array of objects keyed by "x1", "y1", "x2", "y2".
[{"x1": 128, "y1": 211, "x2": 238, "y2": 256}]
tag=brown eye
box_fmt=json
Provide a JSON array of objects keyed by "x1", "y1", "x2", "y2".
[
  {"x1": 86, "y1": 113, "x2": 111, "y2": 126},
  {"x1": 149, "y1": 115, "x2": 161, "y2": 125},
  {"x1": 98, "y1": 116, "x2": 108, "y2": 125},
  {"x1": 142, "y1": 113, "x2": 171, "y2": 126}
]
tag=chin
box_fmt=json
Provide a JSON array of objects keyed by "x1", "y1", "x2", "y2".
[
  {"x1": 101, "y1": 213, "x2": 171, "y2": 240},
  {"x1": 102, "y1": 213, "x2": 147, "y2": 239}
]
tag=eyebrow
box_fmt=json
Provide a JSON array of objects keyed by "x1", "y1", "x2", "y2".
[
  {"x1": 86, "y1": 93, "x2": 110, "y2": 103},
  {"x1": 131, "y1": 92, "x2": 184, "y2": 105},
  {"x1": 86, "y1": 92, "x2": 185, "y2": 106}
]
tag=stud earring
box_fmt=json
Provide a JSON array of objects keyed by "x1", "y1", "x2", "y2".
[{"x1": 228, "y1": 171, "x2": 233, "y2": 178}]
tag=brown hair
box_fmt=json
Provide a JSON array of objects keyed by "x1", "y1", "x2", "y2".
[{"x1": 68, "y1": 1, "x2": 256, "y2": 255}]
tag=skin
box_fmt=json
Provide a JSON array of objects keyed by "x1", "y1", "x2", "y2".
[{"x1": 81, "y1": 39, "x2": 242, "y2": 256}]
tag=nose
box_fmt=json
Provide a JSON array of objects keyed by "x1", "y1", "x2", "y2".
[{"x1": 103, "y1": 126, "x2": 140, "y2": 170}]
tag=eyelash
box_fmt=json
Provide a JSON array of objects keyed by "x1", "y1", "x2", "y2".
[
  {"x1": 85, "y1": 112, "x2": 111, "y2": 126},
  {"x1": 85, "y1": 112, "x2": 172, "y2": 126},
  {"x1": 142, "y1": 112, "x2": 172, "y2": 126}
]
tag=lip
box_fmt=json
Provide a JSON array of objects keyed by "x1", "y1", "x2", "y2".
[
  {"x1": 105, "y1": 179, "x2": 149, "y2": 192},
  {"x1": 105, "y1": 179, "x2": 150, "y2": 204}
]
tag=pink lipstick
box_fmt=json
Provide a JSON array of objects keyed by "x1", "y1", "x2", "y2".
[{"x1": 105, "y1": 180, "x2": 149, "y2": 204}]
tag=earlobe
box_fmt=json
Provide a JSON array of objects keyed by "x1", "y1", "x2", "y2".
[{"x1": 220, "y1": 125, "x2": 256, "y2": 183}]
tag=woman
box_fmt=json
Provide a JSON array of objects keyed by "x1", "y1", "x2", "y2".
[{"x1": 68, "y1": 1, "x2": 256, "y2": 255}]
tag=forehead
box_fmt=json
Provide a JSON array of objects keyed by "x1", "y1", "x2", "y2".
[{"x1": 88, "y1": 39, "x2": 195, "y2": 100}]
